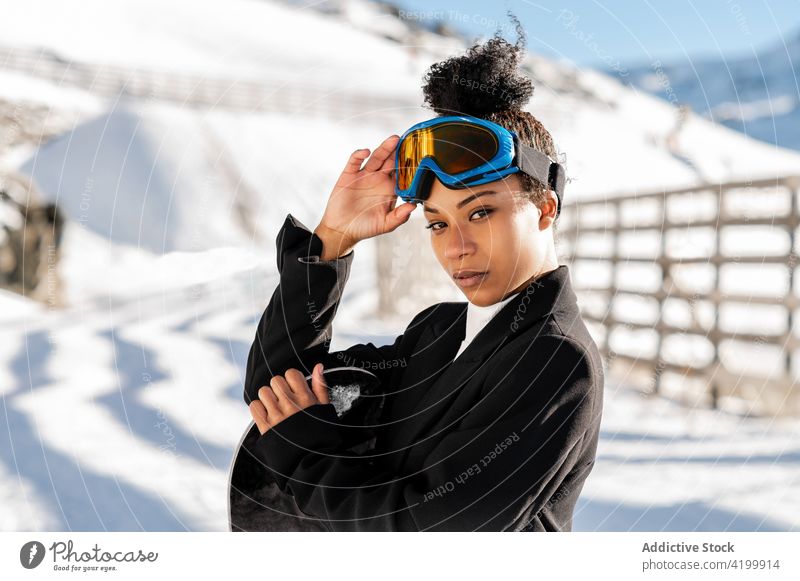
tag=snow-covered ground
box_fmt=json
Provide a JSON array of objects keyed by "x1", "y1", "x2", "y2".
[
  {"x1": 578, "y1": 382, "x2": 800, "y2": 531},
  {"x1": 1, "y1": 0, "x2": 799, "y2": 531},
  {"x1": 3, "y1": 255, "x2": 798, "y2": 531}
]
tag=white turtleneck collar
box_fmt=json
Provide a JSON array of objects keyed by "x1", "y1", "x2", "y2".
[{"x1": 454, "y1": 290, "x2": 521, "y2": 360}]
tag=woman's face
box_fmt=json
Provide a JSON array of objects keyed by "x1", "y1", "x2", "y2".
[{"x1": 422, "y1": 174, "x2": 558, "y2": 306}]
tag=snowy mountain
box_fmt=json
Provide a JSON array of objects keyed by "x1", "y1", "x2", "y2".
[{"x1": 616, "y1": 27, "x2": 800, "y2": 152}]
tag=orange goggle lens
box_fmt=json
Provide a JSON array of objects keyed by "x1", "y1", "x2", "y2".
[{"x1": 396, "y1": 122, "x2": 500, "y2": 191}]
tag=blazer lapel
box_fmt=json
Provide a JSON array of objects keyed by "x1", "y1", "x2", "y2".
[
  {"x1": 380, "y1": 306, "x2": 467, "y2": 439},
  {"x1": 392, "y1": 265, "x2": 577, "y2": 458}
]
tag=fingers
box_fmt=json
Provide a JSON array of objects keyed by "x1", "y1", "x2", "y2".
[
  {"x1": 310, "y1": 363, "x2": 330, "y2": 404},
  {"x1": 343, "y1": 148, "x2": 370, "y2": 175},
  {"x1": 363, "y1": 135, "x2": 399, "y2": 173},
  {"x1": 257, "y1": 368, "x2": 326, "y2": 432},
  {"x1": 380, "y1": 149, "x2": 396, "y2": 176},
  {"x1": 285, "y1": 367, "x2": 320, "y2": 403},
  {"x1": 282, "y1": 368, "x2": 309, "y2": 394},
  {"x1": 256, "y1": 386, "x2": 280, "y2": 429},
  {"x1": 383, "y1": 201, "x2": 417, "y2": 233},
  {"x1": 269, "y1": 375, "x2": 302, "y2": 414},
  {"x1": 274, "y1": 369, "x2": 319, "y2": 406},
  {"x1": 249, "y1": 400, "x2": 270, "y2": 435}
]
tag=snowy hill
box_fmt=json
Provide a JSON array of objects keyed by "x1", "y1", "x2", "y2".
[
  {"x1": 617, "y1": 27, "x2": 800, "y2": 152},
  {"x1": 1, "y1": 0, "x2": 799, "y2": 532}
]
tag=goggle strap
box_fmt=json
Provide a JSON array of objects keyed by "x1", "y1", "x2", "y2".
[{"x1": 516, "y1": 142, "x2": 566, "y2": 214}]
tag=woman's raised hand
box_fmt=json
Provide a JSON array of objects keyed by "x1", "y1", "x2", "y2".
[{"x1": 314, "y1": 135, "x2": 417, "y2": 259}]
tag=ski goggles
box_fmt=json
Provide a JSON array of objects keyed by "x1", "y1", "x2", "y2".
[{"x1": 394, "y1": 115, "x2": 566, "y2": 217}]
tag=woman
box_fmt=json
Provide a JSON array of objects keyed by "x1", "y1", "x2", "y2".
[{"x1": 243, "y1": 21, "x2": 604, "y2": 531}]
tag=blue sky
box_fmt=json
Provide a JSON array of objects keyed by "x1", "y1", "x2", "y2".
[{"x1": 390, "y1": 0, "x2": 800, "y2": 68}]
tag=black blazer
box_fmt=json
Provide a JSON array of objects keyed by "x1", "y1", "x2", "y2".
[{"x1": 243, "y1": 213, "x2": 605, "y2": 531}]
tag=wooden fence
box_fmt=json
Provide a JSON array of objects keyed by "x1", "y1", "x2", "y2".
[
  {"x1": 558, "y1": 175, "x2": 800, "y2": 416},
  {"x1": 0, "y1": 44, "x2": 415, "y2": 121}
]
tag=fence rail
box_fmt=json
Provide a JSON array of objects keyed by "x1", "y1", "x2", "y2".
[
  {"x1": 0, "y1": 44, "x2": 415, "y2": 121},
  {"x1": 559, "y1": 174, "x2": 800, "y2": 416}
]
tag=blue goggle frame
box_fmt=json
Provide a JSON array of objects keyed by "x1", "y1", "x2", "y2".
[{"x1": 393, "y1": 115, "x2": 565, "y2": 217}]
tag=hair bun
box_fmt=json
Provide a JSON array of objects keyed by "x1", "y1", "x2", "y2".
[{"x1": 421, "y1": 11, "x2": 533, "y2": 117}]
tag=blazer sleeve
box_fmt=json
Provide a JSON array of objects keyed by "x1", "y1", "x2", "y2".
[
  {"x1": 243, "y1": 213, "x2": 406, "y2": 407},
  {"x1": 254, "y1": 334, "x2": 601, "y2": 531}
]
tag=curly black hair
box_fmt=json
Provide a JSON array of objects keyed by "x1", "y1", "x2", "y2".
[{"x1": 420, "y1": 11, "x2": 560, "y2": 221}]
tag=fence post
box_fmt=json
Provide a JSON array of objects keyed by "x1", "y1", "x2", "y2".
[
  {"x1": 608, "y1": 198, "x2": 619, "y2": 370},
  {"x1": 788, "y1": 183, "x2": 798, "y2": 382},
  {"x1": 653, "y1": 192, "x2": 668, "y2": 396},
  {"x1": 709, "y1": 184, "x2": 723, "y2": 410}
]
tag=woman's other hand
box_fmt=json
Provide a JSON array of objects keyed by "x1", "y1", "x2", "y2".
[
  {"x1": 314, "y1": 135, "x2": 417, "y2": 260},
  {"x1": 249, "y1": 363, "x2": 330, "y2": 436}
]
